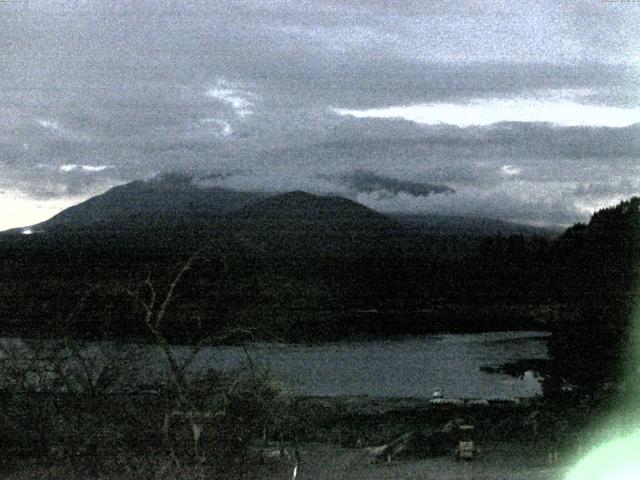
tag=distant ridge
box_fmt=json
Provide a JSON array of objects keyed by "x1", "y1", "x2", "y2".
[
  {"x1": 2, "y1": 174, "x2": 557, "y2": 240},
  {"x1": 390, "y1": 213, "x2": 560, "y2": 238}
]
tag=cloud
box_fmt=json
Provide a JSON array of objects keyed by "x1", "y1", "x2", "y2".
[
  {"x1": 206, "y1": 79, "x2": 255, "y2": 118},
  {"x1": 574, "y1": 181, "x2": 639, "y2": 198},
  {"x1": 199, "y1": 118, "x2": 233, "y2": 136},
  {"x1": 356, "y1": 182, "x2": 587, "y2": 226},
  {"x1": 332, "y1": 90, "x2": 640, "y2": 128},
  {"x1": 59, "y1": 164, "x2": 111, "y2": 173},
  {"x1": 501, "y1": 165, "x2": 521, "y2": 177},
  {"x1": 192, "y1": 170, "x2": 244, "y2": 188},
  {"x1": 81, "y1": 165, "x2": 111, "y2": 172},
  {"x1": 337, "y1": 169, "x2": 454, "y2": 198},
  {"x1": 37, "y1": 119, "x2": 61, "y2": 131},
  {"x1": 1, "y1": 0, "x2": 638, "y2": 229},
  {"x1": 35, "y1": 118, "x2": 88, "y2": 142}
]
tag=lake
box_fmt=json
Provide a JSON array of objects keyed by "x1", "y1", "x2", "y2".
[
  {"x1": 0, "y1": 331, "x2": 549, "y2": 399},
  {"x1": 180, "y1": 331, "x2": 549, "y2": 399}
]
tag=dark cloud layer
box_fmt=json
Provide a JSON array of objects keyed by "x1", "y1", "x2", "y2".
[
  {"x1": 338, "y1": 170, "x2": 454, "y2": 198},
  {"x1": 0, "y1": 0, "x2": 638, "y2": 228}
]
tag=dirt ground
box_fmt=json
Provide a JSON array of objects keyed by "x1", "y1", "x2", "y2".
[
  {"x1": 3, "y1": 442, "x2": 568, "y2": 480},
  {"x1": 256, "y1": 442, "x2": 568, "y2": 480}
]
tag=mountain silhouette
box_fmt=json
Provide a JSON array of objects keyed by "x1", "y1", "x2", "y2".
[
  {"x1": 27, "y1": 173, "x2": 264, "y2": 233},
  {"x1": 228, "y1": 190, "x2": 407, "y2": 257}
]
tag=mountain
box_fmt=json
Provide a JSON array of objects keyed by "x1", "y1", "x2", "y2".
[
  {"x1": 228, "y1": 191, "x2": 408, "y2": 257},
  {"x1": 2, "y1": 185, "x2": 410, "y2": 259},
  {"x1": 0, "y1": 176, "x2": 561, "y2": 264},
  {"x1": 0, "y1": 174, "x2": 269, "y2": 259},
  {"x1": 390, "y1": 213, "x2": 560, "y2": 238},
  {"x1": 22, "y1": 173, "x2": 265, "y2": 233},
  {"x1": 0, "y1": 186, "x2": 414, "y2": 341},
  {"x1": 233, "y1": 190, "x2": 393, "y2": 226},
  {"x1": 3, "y1": 174, "x2": 558, "y2": 241}
]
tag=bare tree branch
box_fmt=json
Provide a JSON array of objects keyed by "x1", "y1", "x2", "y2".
[{"x1": 155, "y1": 254, "x2": 198, "y2": 331}]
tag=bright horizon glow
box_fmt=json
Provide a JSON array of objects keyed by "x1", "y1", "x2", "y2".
[
  {"x1": 333, "y1": 97, "x2": 640, "y2": 128},
  {"x1": 0, "y1": 191, "x2": 84, "y2": 232}
]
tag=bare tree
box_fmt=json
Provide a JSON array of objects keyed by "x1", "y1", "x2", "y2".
[
  {"x1": 0, "y1": 242, "x2": 289, "y2": 477},
  {"x1": 120, "y1": 249, "x2": 275, "y2": 471}
]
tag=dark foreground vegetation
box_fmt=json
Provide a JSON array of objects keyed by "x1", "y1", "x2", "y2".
[{"x1": 0, "y1": 390, "x2": 593, "y2": 479}]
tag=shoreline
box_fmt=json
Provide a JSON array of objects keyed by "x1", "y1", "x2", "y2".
[{"x1": 0, "y1": 302, "x2": 556, "y2": 345}]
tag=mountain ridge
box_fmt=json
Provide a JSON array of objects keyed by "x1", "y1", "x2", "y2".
[{"x1": 3, "y1": 175, "x2": 557, "y2": 239}]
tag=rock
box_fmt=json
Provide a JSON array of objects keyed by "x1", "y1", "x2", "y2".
[
  {"x1": 442, "y1": 418, "x2": 467, "y2": 433},
  {"x1": 365, "y1": 432, "x2": 418, "y2": 462},
  {"x1": 365, "y1": 444, "x2": 390, "y2": 463},
  {"x1": 365, "y1": 418, "x2": 469, "y2": 462}
]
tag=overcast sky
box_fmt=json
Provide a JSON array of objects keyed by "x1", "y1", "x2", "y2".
[{"x1": 1, "y1": 0, "x2": 639, "y2": 230}]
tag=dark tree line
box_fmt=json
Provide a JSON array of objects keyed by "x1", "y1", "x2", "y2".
[{"x1": 546, "y1": 198, "x2": 640, "y2": 396}]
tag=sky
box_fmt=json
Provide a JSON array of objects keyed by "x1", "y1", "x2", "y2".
[{"x1": 1, "y1": 0, "x2": 639, "y2": 230}]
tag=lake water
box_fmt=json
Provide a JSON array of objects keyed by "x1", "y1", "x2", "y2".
[
  {"x1": 0, "y1": 331, "x2": 549, "y2": 399},
  {"x1": 182, "y1": 331, "x2": 549, "y2": 399}
]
